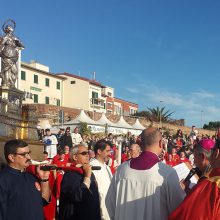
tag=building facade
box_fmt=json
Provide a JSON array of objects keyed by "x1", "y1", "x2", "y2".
[
  {"x1": 17, "y1": 61, "x2": 138, "y2": 116},
  {"x1": 19, "y1": 61, "x2": 64, "y2": 107}
]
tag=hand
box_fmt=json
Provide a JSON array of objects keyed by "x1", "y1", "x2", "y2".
[
  {"x1": 82, "y1": 164, "x2": 92, "y2": 178},
  {"x1": 36, "y1": 165, "x2": 50, "y2": 180},
  {"x1": 180, "y1": 179, "x2": 190, "y2": 193}
]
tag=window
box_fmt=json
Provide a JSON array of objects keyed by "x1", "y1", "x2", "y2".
[
  {"x1": 107, "y1": 92, "x2": 112, "y2": 97},
  {"x1": 115, "y1": 106, "x2": 122, "y2": 115},
  {"x1": 33, "y1": 94, "x2": 38, "y2": 103},
  {"x1": 92, "y1": 92, "x2": 98, "y2": 105},
  {"x1": 45, "y1": 96, "x2": 50, "y2": 104},
  {"x1": 21, "y1": 71, "x2": 26, "y2": 80},
  {"x1": 57, "y1": 99, "x2": 61, "y2": 106},
  {"x1": 71, "y1": 81, "x2": 76, "y2": 84},
  {"x1": 34, "y1": 75, "x2": 38, "y2": 84},
  {"x1": 45, "y1": 78, "x2": 50, "y2": 87},
  {"x1": 57, "y1": 81, "x2": 60, "y2": 90},
  {"x1": 107, "y1": 102, "x2": 113, "y2": 108}
]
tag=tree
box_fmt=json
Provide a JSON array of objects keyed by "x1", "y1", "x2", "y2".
[
  {"x1": 79, "y1": 122, "x2": 91, "y2": 135},
  {"x1": 203, "y1": 121, "x2": 220, "y2": 130},
  {"x1": 134, "y1": 106, "x2": 174, "y2": 123}
]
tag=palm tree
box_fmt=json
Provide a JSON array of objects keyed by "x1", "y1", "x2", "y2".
[
  {"x1": 147, "y1": 106, "x2": 174, "y2": 123},
  {"x1": 134, "y1": 107, "x2": 174, "y2": 123}
]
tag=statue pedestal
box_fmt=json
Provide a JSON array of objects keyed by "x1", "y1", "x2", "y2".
[
  {"x1": 0, "y1": 86, "x2": 38, "y2": 140},
  {"x1": 0, "y1": 86, "x2": 24, "y2": 116}
]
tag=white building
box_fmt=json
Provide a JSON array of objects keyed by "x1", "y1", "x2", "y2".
[
  {"x1": 17, "y1": 61, "x2": 138, "y2": 115},
  {"x1": 19, "y1": 61, "x2": 65, "y2": 106}
]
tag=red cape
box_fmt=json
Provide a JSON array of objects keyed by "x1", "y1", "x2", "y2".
[{"x1": 168, "y1": 168, "x2": 220, "y2": 220}]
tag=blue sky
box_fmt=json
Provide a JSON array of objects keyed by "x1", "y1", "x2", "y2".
[{"x1": 1, "y1": 0, "x2": 220, "y2": 127}]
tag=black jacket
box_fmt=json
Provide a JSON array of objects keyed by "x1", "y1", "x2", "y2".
[
  {"x1": 59, "y1": 134, "x2": 73, "y2": 149},
  {"x1": 59, "y1": 171, "x2": 101, "y2": 220}
]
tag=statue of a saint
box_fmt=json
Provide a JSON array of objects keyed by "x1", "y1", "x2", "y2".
[{"x1": 0, "y1": 19, "x2": 24, "y2": 87}]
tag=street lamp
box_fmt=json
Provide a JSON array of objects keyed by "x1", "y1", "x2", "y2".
[
  {"x1": 159, "y1": 100, "x2": 164, "y2": 128},
  {"x1": 201, "y1": 110, "x2": 204, "y2": 129}
]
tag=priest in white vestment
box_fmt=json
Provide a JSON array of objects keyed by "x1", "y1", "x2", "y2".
[{"x1": 105, "y1": 128, "x2": 185, "y2": 220}]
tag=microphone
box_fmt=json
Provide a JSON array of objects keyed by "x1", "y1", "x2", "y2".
[
  {"x1": 40, "y1": 165, "x2": 101, "y2": 171},
  {"x1": 184, "y1": 167, "x2": 200, "y2": 182},
  {"x1": 91, "y1": 166, "x2": 101, "y2": 170}
]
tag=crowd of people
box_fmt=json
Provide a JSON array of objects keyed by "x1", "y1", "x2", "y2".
[{"x1": 1, "y1": 125, "x2": 220, "y2": 219}]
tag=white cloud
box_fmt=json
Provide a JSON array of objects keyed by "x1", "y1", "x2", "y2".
[
  {"x1": 125, "y1": 87, "x2": 140, "y2": 94},
  {"x1": 192, "y1": 90, "x2": 216, "y2": 99},
  {"x1": 129, "y1": 80, "x2": 220, "y2": 127}
]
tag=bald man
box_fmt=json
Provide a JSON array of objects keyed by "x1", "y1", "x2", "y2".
[
  {"x1": 129, "y1": 144, "x2": 141, "y2": 159},
  {"x1": 106, "y1": 128, "x2": 185, "y2": 220}
]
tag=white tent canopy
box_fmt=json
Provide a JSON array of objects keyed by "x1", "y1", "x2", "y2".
[
  {"x1": 132, "y1": 119, "x2": 145, "y2": 130},
  {"x1": 65, "y1": 110, "x2": 97, "y2": 125},
  {"x1": 113, "y1": 115, "x2": 133, "y2": 129},
  {"x1": 96, "y1": 113, "x2": 115, "y2": 126}
]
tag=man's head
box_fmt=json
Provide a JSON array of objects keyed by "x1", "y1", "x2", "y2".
[
  {"x1": 65, "y1": 127, "x2": 71, "y2": 135},
  {"x1": 74, "y1": 127, "x2": 79, "y2": 134},
  {"x1": 210, "y1": 139, "x2": 220, "y2": 168},
  {"x1": 194, "y1": 139, "x2": 215, "y2": 173},
  {"x1": 58, "y1": 148, "x2": 65, "y2": 161},
  {"x1": 4, "y1": 139, "x2": 31, "y2": 170},
  {"x1": 141, "y1": 128, "x2": 162, "y2": 155},
  {"x1": 180, "y1": 151, "x2": 186, "y2": 158},
  {"x1": 94, "y1": 139, "x2": 111, "y2": 163},
  {"x1": 70, "y1": 144, "x2": 89, "y2": 165},
  {"x1": 171, "y1": 147, "x2": 177, "y2": 155},
  {"x1": 59, "y1": 128, "x2": 64, "y2": 134},
  {"x1": 64, "y1": 145, "x2": 70, "y2": 154},
  {"x1": 129, "y1": 144, "x2": 141, "y2": 158},
  {"x1": 43, "y1": 151, "x2": 48, "y2": 160},
  {"x1": 45, "y1": 128, "x2": 51, "y2": 136}
]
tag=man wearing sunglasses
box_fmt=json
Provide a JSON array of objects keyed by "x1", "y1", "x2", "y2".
[
  {"x1": 0, "y1": 139, "x2": 51, "y2": 220},
  {"x1": 59, "y1": 144, "x2": 101, "y2": 220}
]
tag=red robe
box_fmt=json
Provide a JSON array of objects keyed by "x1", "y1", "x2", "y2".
[
  {"x1": 171, "y1": 154, "x2": 180, "y2": 166},
  {"x1": 168, "y1": 168, "x2": 220, "y2": 220}
]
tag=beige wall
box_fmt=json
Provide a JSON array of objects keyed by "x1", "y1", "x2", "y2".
[
  {"x1": 18, "y1": 62, "x2": 63, "y2": 107},
  {"x1": 61, "y1": 75, "x2": 90, "y2": 110}
]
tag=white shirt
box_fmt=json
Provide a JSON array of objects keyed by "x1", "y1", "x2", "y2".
[
  {"x1": 105, "y1": 161, "x2": 185, "y2": 220},
  {"x1": 71, "y1": 133, "x2": 83, "y2": 145},
  {"x1": 90, "y1": 159, "x2": 113, "y2": 220}
]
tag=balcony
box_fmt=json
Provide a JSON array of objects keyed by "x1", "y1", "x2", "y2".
[{"x1": 90, "y1": 98, "x2": 105, "y2": 109}]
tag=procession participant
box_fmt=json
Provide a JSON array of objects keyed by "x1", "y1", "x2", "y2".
[
  {"x1": 71, "y1": 127, "x2": 83, "y2": 146},
  {"x1": 43, "y1": 128, "x2": 58, "y2": 159},
  {"x1": 106, "y1": 128, "x2": 185, "y2": 220},
  {"x1": 129, "y1": 143, "x2": 141, "y2": 159},
  {"x1": 59, "y1": 144, "x2": 101, "y2": 220},
  {"x1": 168, "y1": 139, "x2": 219, "y2": 220},
  {"x1": 0, "y1": 139, "x2": 51, "y2": 220},
  {"x1": 90, "y1": 140, "x2": 112, "y2": 220},
  {"x1": 59, "y1": 127, "x2": 73, "y2": 149}
]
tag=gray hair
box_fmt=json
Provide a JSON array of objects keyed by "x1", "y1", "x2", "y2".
[
  {"x1": 69, "y1": 145, "x2": 79, "y2": 162},
  {"x1": 194, "y1": 144, "x2": 212, "y2": 159},
  {"x1": 69, "y1": 144, "x2": 87, "y2": 162}
]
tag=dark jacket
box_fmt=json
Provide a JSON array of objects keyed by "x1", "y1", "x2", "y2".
[
  {"x1": 0, "y1": 166, "x2": 45, "y2": 220},
  {"x1": 59, "y1": 171, "x2": 101, "y2": 220},
  {"x1": 59, "y1": 134, "x2": 73, "y2": 149}
]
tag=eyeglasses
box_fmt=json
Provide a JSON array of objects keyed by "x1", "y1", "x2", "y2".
[
  {"x1": 14, "y1": 151, "x2": 31, "y2": 158},
  {"x1": 77, "y1": 151, "x2": 89, "y2": 156}
]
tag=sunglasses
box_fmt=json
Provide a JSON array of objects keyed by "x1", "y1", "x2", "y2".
[
  {"x1": 78, "y1": 151, "x2": 89, "y2": 156},
  {"x1": 14, "y1": 151, "x2": 31, "y2": 158}
]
